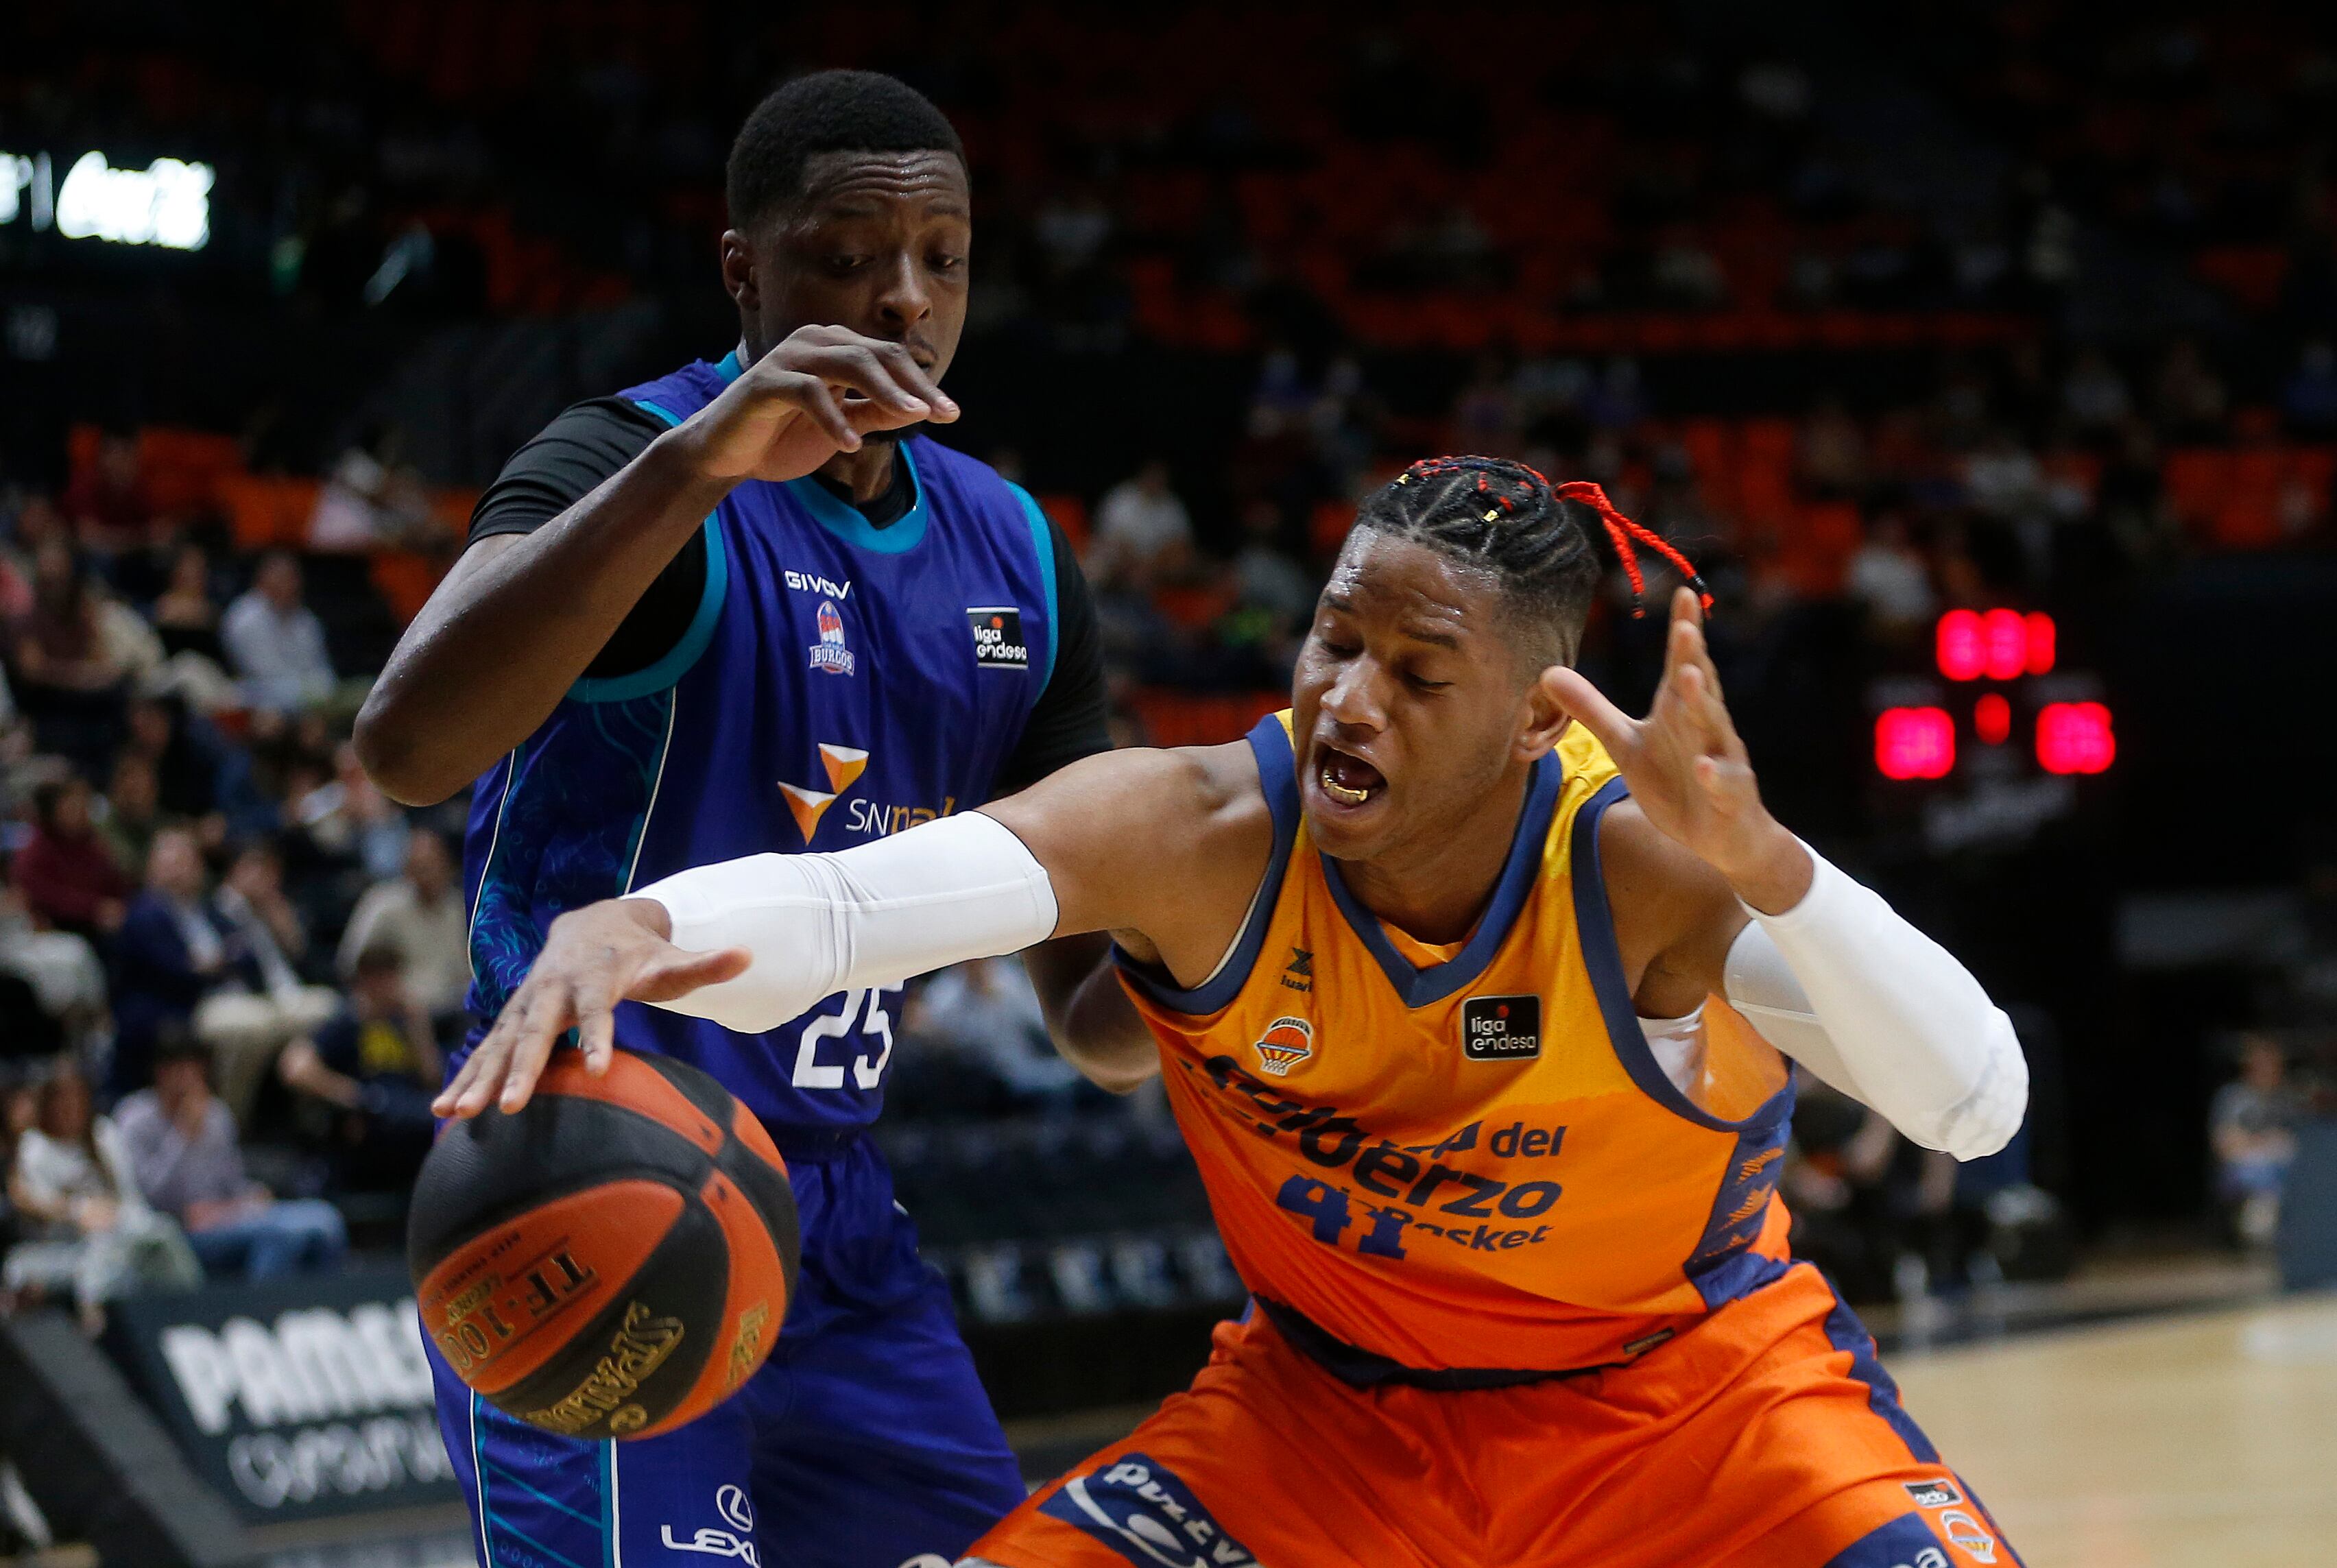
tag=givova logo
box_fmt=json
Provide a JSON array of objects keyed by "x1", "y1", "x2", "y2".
[{"x1": 1039, "y1": 1454, "x2": 1259, "y2": 1568}]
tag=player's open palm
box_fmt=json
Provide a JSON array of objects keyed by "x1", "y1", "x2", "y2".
[
  {"x1": 1544, "y1": 588, "x2": 1783, "y2": 889},
  {"x1": 683, "y1": 324, "x2": 960, "y2": 483}
]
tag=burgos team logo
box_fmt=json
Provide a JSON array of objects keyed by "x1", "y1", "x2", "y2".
[
  {"x1": 1038, "y1": 1454, "x2": 1258, "y2": 1568},
  {"x1": 808, "y1": 599, "x2": 856, "y2": 675},
  {"x1": 1252, "y1": 1016, "x2": 1314, "y2": 1077}
]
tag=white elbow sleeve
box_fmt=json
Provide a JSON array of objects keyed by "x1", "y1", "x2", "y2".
[
  {"x1": 632, "y1": 812, "x2": 1059, "y2": 1035},
  {"x1": 1725, "y1": 843, "x2": 2027, "y2": 1161}
]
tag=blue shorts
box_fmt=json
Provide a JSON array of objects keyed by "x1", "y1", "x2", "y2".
[{"x1": 430, "y1": 1133, "x2": 1024, "y2": 1568}]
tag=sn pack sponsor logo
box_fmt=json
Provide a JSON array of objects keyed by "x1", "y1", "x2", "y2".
[
  {"x1": 778, "y1": 742, "x2": 955, "y2": 843},
  {"x1": 1461, "y1": 994, "x2": 1541, "y2": 1060},
  {"x1": 1904, "y1": 1479, "x2": 1963, "y2": 1510},
  {"x1": 968, "y1": 606, "x2": 1029, "y2": 671},
  {"x1": 1040, "y1": 1452, "x2": 1259, "y2": 1568}
]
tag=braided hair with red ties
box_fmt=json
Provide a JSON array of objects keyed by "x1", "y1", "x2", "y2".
[{"x1": 1352, "y1": 455, "x2": 1710, "y2": 663}]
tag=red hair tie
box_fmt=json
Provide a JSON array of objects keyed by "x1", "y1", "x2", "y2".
[{"x1": 1553, "y1": 481, "x2": 1713, "y2": 617}]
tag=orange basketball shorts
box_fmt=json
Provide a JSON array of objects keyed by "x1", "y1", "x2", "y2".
[{"x1": 969, "y1": 1263, "x2": 2020, "y2": 1568}]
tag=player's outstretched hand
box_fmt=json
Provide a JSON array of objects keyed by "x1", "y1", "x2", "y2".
[
  {"x1": 433, "y1": 900, "x2": 748, "y2": 1120},
  {"x1": 1542, "y1": 587, "x2": 1813, "y2": 914},
  {"x1": 677, "y1": 324, "x2": 961, "y2": 485}
]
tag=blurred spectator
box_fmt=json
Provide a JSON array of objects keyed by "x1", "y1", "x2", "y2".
[
  {"x1": 12, "y1": 777, "x2": 132, "y2": 939},
  {"x1": 1229, "y1": 501, "x2": 1316, "y2": 627},
  {"x1": 10, "y1": 542, "x2": 130, "y2": 771},
  {"x1": 0, "y1": 878, "x2": 106, "y2": 1046},
  {"x1": 1846, "y1": 512, "x2": 1937, "y2": 636},
  {"x1": 112, "y1": 827, "x2": 243, "y2": 1096},
  {"x1": 279, "y1": 945, "x2": 441, "y2": 1192},
  {"x1": 150, "y1": 544, "x2": 226, "y2": 665},
  {"x1": 97, "y1": 754, "x2": 163, "y2": 880},
  {"x1": 337, "y1": 830, "x2": 468, "y2": 1025},
  {"x1": 309, "y1": 440, "x2": 438, "y2": 552},
  {"x1": 4, "y1": 1065, "x2": 199, "y2": 1327},
  {"x1": 204, "y1": 840, "x2": 339, "y2": 1118},
  {"x1": 62, "y1": 433, "x2": 156, "y2": 558},
  {"x1": 2211, "y1": 1035, "x2": 2300, "y2": 1249},
  {"x1": 2150, "y1": 338, "x2": 2227, "y2": 442},
  {"x1": 2060, "y1": 348, "x2": 2133, "y2": 437},
  {"x1": 907, "y1": 957, "x2": 1083, "y2": 1102},
  {"x1": 1798, "y1": 396, "x2": 1868, "y2": 498},
  {"x1": 124, "y1": 695, "x2": 270, "y2": 843},
  {"x1": 1090, "y1": 461, "x2": 1193, "y2": 590},
  {"x1": 2282, "y1": 341, "x2": 2337, "y2": 437},
  {"x1": 294, "y1": 741, "x2": 411, "y2": 886},
  {"x1": 118, "y1": 1035, "x2": 346, "y2": 1279},
  {"x1": 221, "y1": 552, "x2": 334, "y2": 714}
]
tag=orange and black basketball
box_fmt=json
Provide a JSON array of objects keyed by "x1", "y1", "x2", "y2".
[{"x1": 407, "y1": 1049, "x2": 798, "y2": 1441}]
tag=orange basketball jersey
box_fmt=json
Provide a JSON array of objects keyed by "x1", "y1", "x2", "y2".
[{"x1": 1118, "y1": 714, "x2": 1796, "y2": 1375}]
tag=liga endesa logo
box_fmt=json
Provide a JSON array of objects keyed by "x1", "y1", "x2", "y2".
[{"x1": 1251, "y1": 1016, "x2": 1314, "y2": 1077}]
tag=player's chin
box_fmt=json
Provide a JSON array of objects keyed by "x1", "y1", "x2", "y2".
[{"x1": 856, "y1": 421, "x2": 922, "y2": 444}]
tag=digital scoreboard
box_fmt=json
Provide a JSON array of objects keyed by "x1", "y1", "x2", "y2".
[{"x1": 1869, "y1": 609, "x2": 2113, "y2": 854}]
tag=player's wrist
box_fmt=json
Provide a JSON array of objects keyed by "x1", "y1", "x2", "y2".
[
  {"x1": 646, "y1": 418, "x2": 755, "y2": 495},
  {"x1": 1718, "y1": 819, "x2": 1812, "y2": 915}
]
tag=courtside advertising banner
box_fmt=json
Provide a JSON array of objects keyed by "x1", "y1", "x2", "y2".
[{"x1": 108, "y1": 1266, "x2": 458, "y2": 1523}]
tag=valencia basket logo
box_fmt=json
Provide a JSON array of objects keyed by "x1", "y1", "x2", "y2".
[{"x1": 1252, "y1": 1016, "x2": 1314, "y2": 1077}]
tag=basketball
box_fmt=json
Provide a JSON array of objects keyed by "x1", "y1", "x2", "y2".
[{"x1": 407, "y1": 1049, "x2": 800, "y2": 1441}]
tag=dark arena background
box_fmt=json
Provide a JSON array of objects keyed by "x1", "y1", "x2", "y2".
[{"x1": 3, "y1": 3, "x2": 2336, "y2": 1564}]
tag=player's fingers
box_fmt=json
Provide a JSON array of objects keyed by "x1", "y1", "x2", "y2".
[
  {"x1": 497, "y1": 989, "x2": 576, "y2": 1113},
  {"x1": 862, "y1": 339, "x2": 958, "y2": 421},
  {"x1": 444, "y1": 1021, "x2": 513, "y2": 1118},
  {"x1": 774, "y1": 374, "x2": 861, "y2": 452},
  {"x1": 431, "y1": 1046, "x2": 486, "y2": 1118},
  {"x1": 575, "y1": 994, "x2": 617, "y2": 1077},
  {"x1": 630, "y1": 945, "x2": 751, "y2": 1003},
  {"x1": 1542, "y1": 666, "x2": 1640, "y2": 761},
  {"x1": 802, "y1": 343, "x2": 933, "y2": 419}
]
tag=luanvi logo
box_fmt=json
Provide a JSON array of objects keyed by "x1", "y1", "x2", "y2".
[
  {"x1": 1461, "y1": 995, "x2": 1542, "y2": 1061},
  {"x1": 967, "y1": 606, "x2": 1029, "y2": 670},
  {"x1": 1281, "y1": 948, "x2": 1313, "y2": 993}
]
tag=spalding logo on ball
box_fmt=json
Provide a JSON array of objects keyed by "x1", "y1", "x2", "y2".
[{"x1": 407, "y1": 1050, "x2": 800, "y2": 1440}]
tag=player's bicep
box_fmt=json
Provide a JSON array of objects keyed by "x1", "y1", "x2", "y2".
[
  {"x1": 1599, "y1": 799, "x2": 1748, "y2": 1015},
  {"x1": 981, "y1": 740, "x2": 1267, "y2": 945}
]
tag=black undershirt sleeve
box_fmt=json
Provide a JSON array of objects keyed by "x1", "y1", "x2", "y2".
[
  {"x1": 465, "y1": 398, "x2": 706, "y2": 682},
  {"x1": 994, "y1": 516, "x2": 1115, "y2": 795}
]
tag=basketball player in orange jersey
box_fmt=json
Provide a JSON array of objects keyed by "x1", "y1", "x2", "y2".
[{"x1": 459, "y1": 455, "x2": 2030, "y2": 1567}]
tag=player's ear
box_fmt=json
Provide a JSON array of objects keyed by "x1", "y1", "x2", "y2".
[
  {"x1": 720, "y1": 230, "x2": 760, "y2": 313},
  {"x1": 1515, "y1": 664, "x2": 1574, "y2": 762}
]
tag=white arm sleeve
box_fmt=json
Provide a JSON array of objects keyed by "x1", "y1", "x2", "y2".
[
  {"x1": 1723, "y1": 842, "x2": 2026, "y2": 1161},
  {"x1": 630, "y1": 812, "x2": 1059, "y2": 1035}
]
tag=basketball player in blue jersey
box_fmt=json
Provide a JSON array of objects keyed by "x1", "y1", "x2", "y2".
[{"x1": 357, "y1": 72, "x2": 1155, "y2": 1568}]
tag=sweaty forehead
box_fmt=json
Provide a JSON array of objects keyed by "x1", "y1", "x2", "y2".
[
  {"x1": 793, "y1": 149, "x2": 970, "y2": 219},
  {"x1": 1324, "y1": 533, "x2": 1500, "y2": 644}
]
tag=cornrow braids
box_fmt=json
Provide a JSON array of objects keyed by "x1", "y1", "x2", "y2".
[{"x1": 1352, "y1": 455, "x2": 1710, "y2": 664}]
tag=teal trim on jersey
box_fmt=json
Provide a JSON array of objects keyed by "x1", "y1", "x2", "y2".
[
  {"x1": 715, "y1": 348, "x2": 744, "y2": 382},
  {"x1": 632, "y1": 398, "x2": 684, "y2": 428},
  {"x1": 1006, "y1": 482, "x2": 1061, "y2": 689},
  {"x1": 566, "y1": 517, "x2": 729, "y2": 703},
  {"x1": 785, "y1": 439, "x2": 928, "y2": 554}
]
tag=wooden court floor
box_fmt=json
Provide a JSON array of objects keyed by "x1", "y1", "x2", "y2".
[{"x1": 1887, "y1": 1292, "x2": 2337, "y2": 1568}]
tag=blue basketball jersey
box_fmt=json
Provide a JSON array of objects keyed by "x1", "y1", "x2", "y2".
[{"x1": 459, "y1": 350, "x2": 1061, "y2": 1137}]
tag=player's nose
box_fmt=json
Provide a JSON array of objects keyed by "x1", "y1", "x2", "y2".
[
  {"x1": 1319, "y1": 658, "x2": 1389, "y2": 732},
  {"x1": 870, "y1": 250, "x2": 934, "y2": 330}
]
